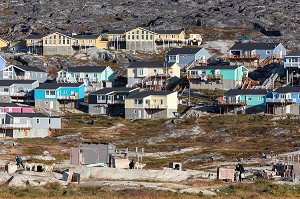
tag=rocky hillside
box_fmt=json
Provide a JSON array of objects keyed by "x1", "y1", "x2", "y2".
[{"x1": 0, "y1": 0, "x2": 299, "y2": 49}]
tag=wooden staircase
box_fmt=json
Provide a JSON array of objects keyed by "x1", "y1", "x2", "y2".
[{"x1": 242, "y1": 77, "x2": 260, "y2": 89}]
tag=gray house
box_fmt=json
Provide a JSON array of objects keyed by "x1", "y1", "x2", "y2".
[
  {"x1": 88, "y1": 87, "x2": 139, "y2": 116},
  {"x1": 0, "y1": 65, "x2": 48, "y2": 83},
  {"x1": 0, "y1": 80, "x2": 39, "y2": 103},
  {"x1": 0, "y1": 112, "x2": 61, "y2": 138},
  {"x1": 166, "y1": 47, "x2": 211, "y2": 68}
]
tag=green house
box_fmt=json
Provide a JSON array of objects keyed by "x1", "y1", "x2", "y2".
[
  {"x1": 219, "y1": 89, "x2": 270, "y2": 114},
  {"x1": 189, "y1": 65, "x2": 248, "y2": 90}
]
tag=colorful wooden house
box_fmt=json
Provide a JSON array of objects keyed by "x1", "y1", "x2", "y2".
[
  {"x1": 125, "y1": 90, "x2": 178, "y2": 119},
  {"x1": 105, "y1": 30, "x2": 126, "y2": 50},
  {"x1": 0, "y1": 38, "x2": 8, "y2": 51},
  {"x1": 188, "y1": 65, "x2": 248, "y2": 90},
  {"x1": 284, "y1": 51, "x2": 300, "y2": 85},
  {"x1": 218, "y1": 89, "x2": 269, "y2": 114},
  {"x1": 0, "y1": 103, "x2": 33, "y2": 113},
  {"x1": 0, "y1": 112, "x2": 61, "y2": 138},
  {"x1": 228, "y1": 42, "x2": 286, "y2": 68},
  {"x1": 266, "y1": 86, "x2": 300, "y2": 115},
  {"x1": 125, "y1": 27, "x2": 186, "y2": 52},
  {"x1": 34, "y1": 83, "x2": 85, "y2": 111},
  {"x1": 0, "y1": 80, "x2": 39, "y2": 103},
  {"x1": 88, "y1": 87, "x2": 139, "y2": 116},
  {"x1": 25, "y1": 34, "x2": 44, "y2": 54},
  {"x1": 166, "y1": 47, "x2": 211, "y2": 68},
  {"x1": 126, "y1": 61, "x2": 181, "y2": 90},
  {"x1": 0, "y1": 65, "x2": 48, "y2": 83}
]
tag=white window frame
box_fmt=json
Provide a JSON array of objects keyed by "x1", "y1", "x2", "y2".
[
  {"x1": 45, "y1": 90, "x2": 56, "y2": 98},
  {"x1": 258, "y1": 96, "x2": 263, "y2": 101}
]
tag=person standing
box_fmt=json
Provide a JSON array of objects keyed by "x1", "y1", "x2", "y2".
[
  {"x1": 16, "y1": 156, "x2": 24, "y2": 169},
  {"x1": 129, "y1": 159, "x2": 135, "y2": 169}
]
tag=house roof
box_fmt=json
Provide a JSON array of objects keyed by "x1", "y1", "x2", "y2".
[
  {"x1": 0, "y1": 80, "x2": 37, "y2": 86},
  {"x1": 0, "y1": 37, "x2": 8, "y2": 43},
  {"x1": 127, "y1": 90, "x2": 175, "y2": 99},
  {"x1": 66, "y1": 66, "x2": 107, "y2": 73},
  {"x1": 25, "y1": 34, "x2": 44, "y2": 40},
  {"x1": 154, "y1": 30, "x2": 183, "y2": 34},
  {"x1": 287, "y1": 51, "x2": 300, "y2": 56},
  {"x1": 89, "y1": 87, "x2": 139, "y2": 95},
  {"x1": 7, "y1": 112, "x2": 49, "y2": 118},
  {"x1": 274, "y1": 86, "x2": 300, "y2": 93},
  {"x1": 0, "y1": 103, "x2": 24, "y2": 107},
  {"x1": 127, "y1": 61, "x2": 168, "y2": 69},
  {"x1": 105, "y1": 30, "x2": 126, "y2": 34},
  {"x1": 72, "y1": 34, "x2": 101, "y2": 39},
  {"x1": 167, "y1": 48, "x2": 202, "y2": 55},
  {"x1": 35, "y1": 83, "x2": 84, "y2": 90},
  {"x1": 14, "y1": 65, "x2": 46, "y2": 72},
  {"x1": 191, "y1": 65, "x2": 241, "y2": 70},
  {"x1": 229, "y1": 42, "x2": 281, "y2": 51},
  {"x1": 43, "y1": 32, "x2": 72, "y2": 38},
  {"x1": 224, "y1": 89, "x2": 269, "y2": 96}
]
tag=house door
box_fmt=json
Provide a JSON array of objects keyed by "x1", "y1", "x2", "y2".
[
  {"x1": 280, "y1": 49, "x2": 283, "y2": 58},
  {"x1": 286, "y1": 105, "x2": 291, "y2": 114},
  {"x1": 24, "y1": 129, "x2": 28, "y2": 137},
  {"x1": 176, "y1": 55, "x2": 179, "y2": 63},
  {"x1": 50, "y1": 101, "x2": 54, "y2": 109},
  {"x1": 138, "y1": 110, "x2": 142, "y2": 118}
]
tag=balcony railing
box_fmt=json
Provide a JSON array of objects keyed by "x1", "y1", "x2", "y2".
[
  {"x1": 57, "y1": 95, "x2": 78, "y2": 100},
  {"x1": 10, "y1": 92, "x2": 28, "y2": 97},
  {"x1": 13, "y1": 76, "x2": 31, "y2": 80},
  {"x1": 218, "y1": 100, "x2": 246, "y2": 106},
  {"x1": 107, "y1": 100, "x2": 125, "y2": 105},
  {"x1": 226, "y1": 55, "x2": 261, "y2": 60},
  {"x1": 0, "y1": 124, "x2": 32, "y2": 129},
  {"x1": 266, "y1": 98, "x2": 296, "y2": 103},
  {"x1": 144, "y1": 105, "x2": 167, "y2": 109},
  {"x1": 284, "y1": 62, "x2": 300, "y2": 68},
  {"x1": 72, "y1": 42, "x2": 95, "y2": 47}
]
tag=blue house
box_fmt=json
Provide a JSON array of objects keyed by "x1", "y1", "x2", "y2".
[
  {"x1": 166, "y1": 47, "x2": 211, "y2": 68},
  {"x1": 34, "y1": 83, "x2": 84, "y2": 111},
  {"x1": 266, "y1": 86, "x2": 300, "y2": 115},
  {"x1": 219, "y1": 89, "x2": 270, "y2": 114},
  {"x1": 284, "y1": 51, "x2": 300, "y2": 85},
  {"x1": 228, "y1": 42, "x2": 286, "y2": 68}
]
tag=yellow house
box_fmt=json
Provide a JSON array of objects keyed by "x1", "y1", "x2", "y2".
[
  {"x1": 125, "y1": 27, "x2": 186, "y2": 51},
  {"x1": 0, "y1": 38, "x2": 8, "y2": 51},
  {"x1": 125, "y1": 90, "x2": 178, "y2": 119},
  {"x1": 71, "y1": 34, "x2": 107, "y2": 48},
  {"x1": 126, "y1": 61, "x2": 181, "y2": 89},
  {"x1": 25, "y1": 34, "x2": 44, "y2": 54},
  {"x1": 105, "y1": 30, "x2": 126, "y2": 41},
  {"x1": 189, "y1": 33, "x2": 202, "y2": 45}
]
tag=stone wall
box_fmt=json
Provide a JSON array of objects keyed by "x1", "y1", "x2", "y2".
[
  {"x1": 43, "y1": 46, "x2": 75, "y2": 56},
  {"x1": 190, "y1": 79, "x2": 240, "y2": 90}
]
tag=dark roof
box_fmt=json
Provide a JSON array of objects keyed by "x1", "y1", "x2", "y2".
[
  {"x1": 225, "y1": 89, "x2": 269, "y2": 96},
  {"x1": 167, "y1": 48, "x2": 202, "y2": 55},
  {"x1": 287, "y1": 51, "x2": 300, "y2": 56},
  {"x1": 25, "y1": 34, "x2": 44, "y2": 40},
  {"x1": 72, "y1": 34, "x2": 101, "y2": 39},
  {"x1": 15, "y1": 65, "x2": 46, "y2": 72},
  {"x1": 7, "y1": 113, "x2": 49, "y2": 118},
  {"x1": 274, "y1": 86, "x2": 300, "y2": 93},
  {"x1": 90, "y1": 87, "x2": 139, "y2": 95},
  {"x1": 106, "y1": 30, "x2": 126, "y2": 34},
  {"x1": 154, "y1": 30, "x2": 183, "y2": 34},
  {"x1": 229, "y1": 42, "x2": 281, "y2": 51},
  {"x1": 35, "y1": 83, "x2": 84, "y2": 90},
  {"x1": 127, "y1": 91, "x2": 175, "y2": 99},
  {"x1": 0, "y1": 80, "x2": 37, "y2": 86},
  {"x1": 67, "y1": 66, "x2": 107, "y2": 73},
  {"x1": 127, "y1": 62, "x2": 165, "y2": 69},
  {"x1": 191, "y1": 65, "x2": 240, "y2": 70},
  {"x1": 0, "y1": 103, "x2": 23, "y2": 107}
]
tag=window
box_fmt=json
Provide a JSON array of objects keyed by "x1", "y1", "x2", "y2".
[
  {"x1": 134, "y1": 99, "x2": 143, "y2": 105},
  {"x1": 191, "y1": 71, "x2": 198, "y2": 75},
  {"x1": 88, "y1": 39, "x2": 93, "y2": 44},
  {"x1": 63, "y1": 37, "x2": 65, "y2": 44},
  {"x1": 14, "y1": 118, "x2": 20, "y2": 124},
  {"x1": 37, "y1": 119, "x2": 40, "y2": 124},
  {"x1": 150, "y1": 34, "x2": 153, "y2": 40},
  {"x1": 53, "y1": 35, "x2": 56, "y2": 44},
  {"x1": 172, "y1": 34, "x2": 175, "y2": 38},
  {"x1": 132, "y1": 34, "x2": 134, "y2": 40},
  {"x1": 45, "y1": 90, "x2": 56, "y2": 98},
  {"x1": 30, "y1": 40, "x2": 34, "y2": 44},
  {"x1": 258, "y1": 96, "x2": 263, "y2": 101},
  {"x1": 298, "y1": 94, "x2": 300, "y2": 99},
  {"x1": 94, "y1": 74, "x2": 97, "y2": 77},
  {"x1": 146, "y1": 35, "x2": 148, "y2": 40},
  {"x1": 247, "y1": 96, "x2": 252, "y2": 101},
  {"x1": 85, "y1": 74, "x2": 89, "y2": 78},
  {"x1": 142, "y1": 35, "x2": 144, "y2": 40},
  {"x1": 64, "y1": 90, "x2": 67, "y2": 94},
  {"x1": 97, "y1": 95, "x2": 106, "y2": 101},
  {"x1": 266, "y1": 50, "x2": 270, "y2": 55},
  {"x1": 160, "y1": 99, "x2": 163, "y2": 105},
  {"x1": 128, "y1": 34, "x2": 130, "y2": 40},
  {"x1": 67, "y1": 39, "x2": 70, "y2": 44},
  {"x1": 3, "y1": 88, "x2": 9, "y2": 92},
  {"x1": 49, "y1": 36, "x2": 52, "y2": 44},
  {"x1": 45, "y1": 101, "x2": 48, "y2": 104}
]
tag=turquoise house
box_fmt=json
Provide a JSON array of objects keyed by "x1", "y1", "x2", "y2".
[
  {"x1": 219, "y1": 89, "x2": 270, "y2": 114},
  {"x1": 189, "y1": 65, "x2": 248, "y2": 90},
  {"x1": 56, "y1": 66, "x2": 115, "y2": 84},
  {"x1": 34, "y1": 83, "x2": 84, "y2": 111}
]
